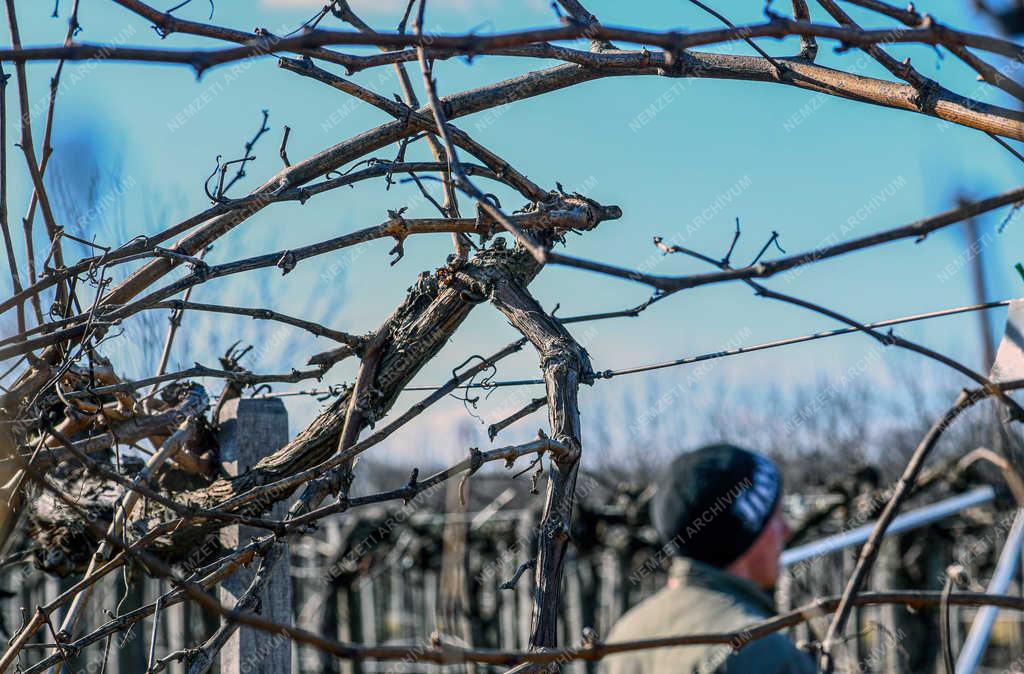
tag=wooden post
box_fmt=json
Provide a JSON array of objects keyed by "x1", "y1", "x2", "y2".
[
  {"x1": 439, "y1": 477, "x2": 472, "y2": 672},
  {"x1": 565, "y1": 557, "x2": 584, "y2": 674},
  {"x1": 498, "y1": 541, "x2": 516, "y2": 652},
  {"x1": 878, "y1": 537, "x2": 901, "y2": 673},
  {"x1": 218, "y1": 398, "x2": 292, "y2": 674},
  {"x1": 515, "y1": 512, "x2": 534, "y2": 648},
  {"x1": 842, "y1": 546, "x2": 864, "y2": 667}
]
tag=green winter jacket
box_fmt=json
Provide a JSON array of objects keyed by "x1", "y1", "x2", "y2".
[{"x1": 600, "y1": 558, "x2": 817, "y2": 674}]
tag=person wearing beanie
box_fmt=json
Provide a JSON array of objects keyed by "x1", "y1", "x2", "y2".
[{"x1": 600, "y1": 444, "x2": 816, "y2": 674}]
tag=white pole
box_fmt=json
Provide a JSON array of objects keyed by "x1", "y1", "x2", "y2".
[
  {"x1": 955, "y1": 508, "x2": 1024, "y2": 674},
  {"x1": 780, "y1": 486, "x2": 996, "y2": 568}
]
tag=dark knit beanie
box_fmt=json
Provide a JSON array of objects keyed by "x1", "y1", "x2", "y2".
[{"x1": 651, "y1": 444, "x2": 783, "y2": 568}]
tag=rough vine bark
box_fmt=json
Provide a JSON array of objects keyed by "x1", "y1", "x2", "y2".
[
  {"x1": 27, "y1": 195, "x2": 620, "y2": 563},
  {"x1": 486, "y1": 266, "x2": 592, "y2": 649},
  {"x1": 6, "y1": 1, "x2": 1024, "y2": 668}
]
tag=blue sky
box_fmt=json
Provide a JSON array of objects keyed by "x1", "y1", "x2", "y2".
[{"x1": 2, "y1": 0, "x2": 1023, "y2": 464}]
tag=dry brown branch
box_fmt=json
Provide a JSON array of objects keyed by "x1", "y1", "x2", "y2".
[
  {"x1": 0, "y1": 205, "x2": 615, "y2": 362},
  {"x1": 2, "y1": 1, "x2": 1023, "y2": 669},
  {"x1": 485, "y1": 272, "x2": 590, "y2": 647},
  {"x1": 549, "y1": 184, "x2": 1024, "y2": 292},
  {"x1": 412, "y1": 4, "x2": 547, "y2": 263},
  {"x1": 3, "y1": 0, "x2": 65, "y2": 290},
  {"x1": 0, "y1": 61, "x2": 24, "y2": 339},
  {"x1": 488, "y1": 397, "x2": 548, "y2": 441},
  {"x1": 21, "y1": 588, "x2": 1024, "y2": 672},
  {"x1": 820, "y1": 388, "x2": 994, "y2": 664},
  {"x1": 655, "y1": 230, "x2": 1024, "y2": 420},
  {"x1": 328, "y1": 0, "x2": 470, "y2": 257},
  {"x1": 4, "y1": 21, "x2": 1024, "y2": 69}
]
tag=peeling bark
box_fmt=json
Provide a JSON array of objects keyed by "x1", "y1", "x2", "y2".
[
  {"x1": 25, "y1": 196, "x2": 619, "y2": 565},
  {"x1": 487, "y1": 261, "x2": 592, "y2": 649}
]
